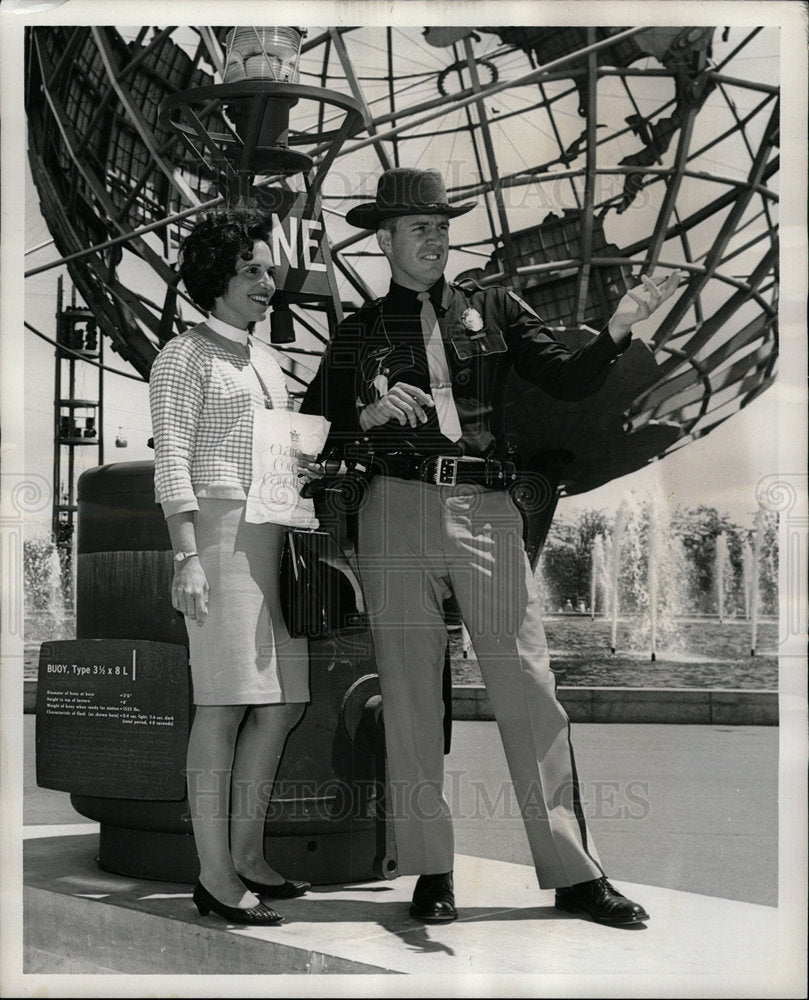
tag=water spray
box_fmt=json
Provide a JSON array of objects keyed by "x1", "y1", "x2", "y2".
[
  {"x1": 590, "y1": 535, "x2": 605, "y2": 621},
  {"x1": 715, "y1": 532, "x2": 728, "y2": 626},
  {"x1": 648, "y1": 500, "x2": 660, "y2": 662},
  {"x1": 750, "y1": 510, "x2": 765, "y2": 656},
  {"x1": 609, "y1": 502, "x2": 628, "y2": 656}
]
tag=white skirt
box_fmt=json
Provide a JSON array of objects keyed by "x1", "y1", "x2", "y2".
[{"x1": 185, "y1": 498, "x2": 310, "y2": 706}]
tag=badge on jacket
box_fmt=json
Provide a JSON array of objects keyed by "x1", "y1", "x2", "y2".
[{"x1": 449, "y1": 304, "x2": 508, "y2": 359}]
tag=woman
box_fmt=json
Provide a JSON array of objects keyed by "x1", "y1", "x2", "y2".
[{"x1": 149, "y1": 209, "x2": 318, "y2": 926}]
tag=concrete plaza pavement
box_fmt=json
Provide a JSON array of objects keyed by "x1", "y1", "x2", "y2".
[
  {"x1": 22, "y1": 716, "x2": 780, "y2": 905},
  {"x1": 15, "y1": 715, "x2": 806, "y2": 994}
]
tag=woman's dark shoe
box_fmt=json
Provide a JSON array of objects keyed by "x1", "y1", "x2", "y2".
[
  {"x1": 555, "y1": 876, "x2": 649, "y2": 925},
  {"x1": 192, "y1": 882, "x2": 285, "y2": 925},
  {"x1": 409, "y1": 871, "x2": 458, "y2": 923},
  {"x1": 239, "y1": 875, "x2": 311, "y2": 899}
]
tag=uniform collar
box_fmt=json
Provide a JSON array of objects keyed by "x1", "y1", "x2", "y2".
[
  {"x1": 387, "y1": 275, "x2": 446, "y2": 311},
  {"x1": 204, "y1": 314, "x2": 250, "y2": 345}
]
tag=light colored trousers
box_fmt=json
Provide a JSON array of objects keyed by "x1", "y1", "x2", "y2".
[{"x1": 356, "y1": 476, "x2": 604, "y2": 889}]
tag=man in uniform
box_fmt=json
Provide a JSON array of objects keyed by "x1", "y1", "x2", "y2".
[{"x1": 303, "y1": 167, "x2": 681, "y2": 926}]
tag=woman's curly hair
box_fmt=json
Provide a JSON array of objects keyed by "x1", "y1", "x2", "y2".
[{"x1": 178, "y1": 209, "x2": 272, "y2": 312}]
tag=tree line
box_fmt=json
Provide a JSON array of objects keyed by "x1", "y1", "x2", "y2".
[
  {"x1": 24, "y1": 501, "x2": 779, "y2": 622},
  {"x1": 539, "y1": 503, "x2": 778, "y2": 617}
]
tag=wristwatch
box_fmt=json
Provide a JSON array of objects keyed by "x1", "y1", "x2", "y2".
[{"x1": 173, "y1": 551, "x2": 198, "y2": 563}]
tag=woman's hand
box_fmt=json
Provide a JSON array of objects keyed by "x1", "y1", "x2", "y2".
[
  {"x1": 171, "y1": 557, "x2": 209, "y2": 626},
  {"x1": 608, "y1": 269, "x2": 684, "y2": 341},
  {"x1": 297, "y1": 452, "x2": 324, "y2": 483},
  {"x1": 359, "y1": 382, "x2": 435, "y2": 431}
]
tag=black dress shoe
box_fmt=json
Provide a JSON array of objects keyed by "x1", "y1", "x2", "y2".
[
  {"x1": 555, "y1": 876, "x2": 649, "y2": 925},
  {"x1": 239, "y1": 875, "x2": 311, "y2": 899},
  {"x1": 409, "y1": 871, "x2": 458, "y2": 923},
  {"x1": 192, "y1": 882, "x2": 285, "y2": 925}
]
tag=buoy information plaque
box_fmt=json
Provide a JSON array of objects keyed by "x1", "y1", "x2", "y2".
[{"x1": 35, "y1": 639, "x2": 190, "y2": 799}]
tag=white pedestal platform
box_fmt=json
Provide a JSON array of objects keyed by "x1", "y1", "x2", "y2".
[{"x1": 23, "y1": 831, "x2": 786, "y2": 993}]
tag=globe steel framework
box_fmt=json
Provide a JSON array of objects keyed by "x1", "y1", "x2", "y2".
[{"x1": 25, "y1": 24, "x2": 779, "y2": 498}]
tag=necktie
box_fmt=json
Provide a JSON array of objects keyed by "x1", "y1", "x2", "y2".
[{"x1": 417, "y1": 291, "x2": 462, "y2": 442}]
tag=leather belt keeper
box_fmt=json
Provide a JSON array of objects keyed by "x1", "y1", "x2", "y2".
[{"x1": 372, "y1": 454, "x2": 518, "y2": 489}]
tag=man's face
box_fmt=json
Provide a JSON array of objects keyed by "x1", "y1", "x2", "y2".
[{"x1": 377, "y1": 214, "x2": 450, "y2": 291}]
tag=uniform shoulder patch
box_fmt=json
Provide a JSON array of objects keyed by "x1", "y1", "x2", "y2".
[{"x1": 505, "y1": 289, "x2": 542, "y2": 320}]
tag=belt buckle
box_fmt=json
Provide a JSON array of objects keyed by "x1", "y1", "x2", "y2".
[{"x1": 434, "y1": 456, "x2": 458, "y2": 486}]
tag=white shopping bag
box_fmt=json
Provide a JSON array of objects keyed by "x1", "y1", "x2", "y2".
[{"x1": 245, "y1": 408, "x2": 331, "y2": 527}]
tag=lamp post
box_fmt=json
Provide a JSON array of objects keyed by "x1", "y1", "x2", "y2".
[
  {"x1": 159, "y1": 26, "x2": 364, "y2": 345},
  {"x1": 159, "y1": 26, "x2": 363, "y2": 205},
  {"x1": 219, "y1": 27, "x2": 314, "y2": 182}
]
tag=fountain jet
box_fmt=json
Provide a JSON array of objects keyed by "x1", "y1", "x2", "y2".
[
  {"x1": 647, "y1": 499, "x2": 662, "y2": 661},
  {"x1": 750, "y1": 510, "x2": 766, "y2": 656},
  {"x1": 590, "y1": 535, "x2": 606, "y2": 621},
  {"x1": 609, "y1": 502, "x2": 629, "y2": 655}
]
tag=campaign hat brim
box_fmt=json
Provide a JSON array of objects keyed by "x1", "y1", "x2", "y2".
[{"x1": 345, "y1": 200, "x2": 477, "y2": 230}]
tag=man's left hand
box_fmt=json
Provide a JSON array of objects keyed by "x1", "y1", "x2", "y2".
[
  {"x1": 608, "y1": 269, "x2": 684, "y2": 342},
  {"x1": 297, "y1": 453, "x2": 324, "y2": 483}
]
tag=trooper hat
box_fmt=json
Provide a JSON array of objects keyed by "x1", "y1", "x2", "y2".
[{"x1": 345, "y1": 167, "x2": 477, "y2": 230}]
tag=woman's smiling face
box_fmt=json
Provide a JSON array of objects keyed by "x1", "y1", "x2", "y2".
[{"x1": 212, "y1": 240, "x2": 275, "y2": 329}]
